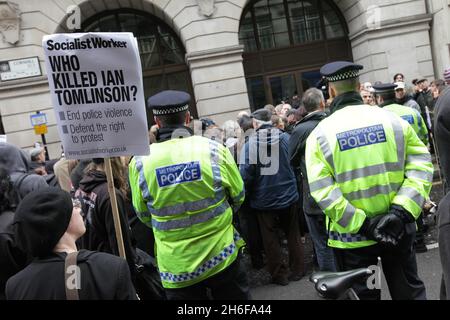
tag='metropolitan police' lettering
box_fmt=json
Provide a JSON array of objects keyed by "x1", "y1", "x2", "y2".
[
  {"x1": 156, "y1": 161, "x2": 202, "y2": 187},
  {"x1": 337, "y1": 124, "x2": 386, "y2": 151}
]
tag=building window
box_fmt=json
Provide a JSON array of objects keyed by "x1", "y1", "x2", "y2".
[
  {"x1": 83, "y1": 11, "x2": 185, "y2": 72},
  {"x1": 240, "y1": 0, "x2": 351, "y2": 109},
  {"x1": 239, "y1": 11, "x2": 258, "y2": 52},
  {"x1": 322, "y1": 1, "x2": 345, "y2": 39},
  {"x1": 239, "y1": 0, "x2": 347, "y2": 52},
  {"x1": 82, "y1": 10, "x2": 197, "y2": 121}
]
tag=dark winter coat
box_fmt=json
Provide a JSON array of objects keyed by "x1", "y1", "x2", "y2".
[
  {"x1": 416, "y1": 89, "x2": 434, "y2": 118},
  {"x1": 0, "y1": 210, "x2": 28, "y2": 300},
  {"x1": 75, "y1": 170, "x2": 137, "y2": 275},
  {"x1": 5, "y1": 250, "x2": 137, "y2": 300},
  {"x1": 396, "y1": 95, "x2": 422, "y2": 113},
  {"x1": 289, "y1": 111, "x2": 328, "y2": 216},
  {"x1": 0, "y1": 143, "x2": 48, "y2": 201},
  {"x1": 239, "y1": 125, "x2": 299, "y2": 210},
  {"x1": 439, "y1": 192, "x2": 450, "y2": 299},
  {"x1": 434, "y1": 87, "x2": 450, "y2": 193}
]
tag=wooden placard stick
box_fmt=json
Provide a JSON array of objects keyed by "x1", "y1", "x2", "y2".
[{"x1": 104, "y1": 157, "x2": 127, "y2": 259}]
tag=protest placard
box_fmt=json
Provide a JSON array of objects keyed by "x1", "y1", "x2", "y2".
[
  {"x1": 42, "y1": 32, "x2": 150, "y2": 160},
  {"x1": 43, "y1": 32, "x2": 151, "y2": 260}
]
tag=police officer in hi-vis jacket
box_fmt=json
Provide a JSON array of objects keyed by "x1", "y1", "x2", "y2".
[
  {"x1": 128, "y1": 90, "x2": 250, "y2": 300},
  {"x1": 305, "y1": 62, "x2": 433, "y2": 300}
]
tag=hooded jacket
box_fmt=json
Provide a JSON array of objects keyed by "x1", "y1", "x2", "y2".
[
  {"x1": 239, "y1": 125, "x2": 299, "y2": 210},
  {"x1": 70, "y1": 159, "x2": 91, "y2": 191},
  {"x1": 75, "y1": 170, "x2": 137, "y2": 274},
  {"x1": 0, "y1": 143, "x2": 48, "y2": 201}
]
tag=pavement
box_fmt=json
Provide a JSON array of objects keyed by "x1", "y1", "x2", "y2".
[
  {"x1": 247, "y1": 162, "x2": 445, "y2": 300},
  {"x1": 250, "y1": 245, "x2": 442, "y2": 300}
]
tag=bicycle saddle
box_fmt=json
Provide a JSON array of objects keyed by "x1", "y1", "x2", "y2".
[{"x1": 311, "y1": 268, "x2": 372, "y2": 299}]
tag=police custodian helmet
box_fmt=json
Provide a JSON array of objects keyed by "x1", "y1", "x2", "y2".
[
  {"x1": 147, "y1": 90, "x2": 191, "y2": 116},
  {"x1": 320, "y1": 61, "x2": 364, "y2": 82}
]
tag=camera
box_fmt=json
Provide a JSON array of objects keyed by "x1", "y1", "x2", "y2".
[{"x1": 316, "y1": 76, "x2": 329, "y2": 100}]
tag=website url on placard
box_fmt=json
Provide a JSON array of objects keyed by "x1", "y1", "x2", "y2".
[{"x1": 67, "y1": 146, "x2": 127, "y2": 156}]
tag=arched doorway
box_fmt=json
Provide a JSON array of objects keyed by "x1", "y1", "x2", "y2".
[
  {"x1": 82, "y1": 9, "x2": 197, "y2": 124},
  {"x1": 239, "y1": 0, "x2": 352, "y2": 110}
]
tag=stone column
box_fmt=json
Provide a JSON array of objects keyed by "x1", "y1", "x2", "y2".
[
  {"x1": 351, "y1": 14, "x2": 434, "y2": 83},
  {"x1": 336, "y1": 0, "x2": 435, "y2": 83},
  {"x1": 186, "y1": 45, "x2": 251, "y2": 125}
]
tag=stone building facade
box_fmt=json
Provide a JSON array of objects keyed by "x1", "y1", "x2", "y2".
[{"x1": 0, "y1": 0, "x2": 448, "y2": 158}]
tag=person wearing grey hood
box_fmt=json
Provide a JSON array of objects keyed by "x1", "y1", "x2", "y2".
[
  {"x1": 0, "y1": 142, "x2": 48, "y2": 202},
  {"x1": 239, "y1": 109, "x2": 304, "y2": 286}
]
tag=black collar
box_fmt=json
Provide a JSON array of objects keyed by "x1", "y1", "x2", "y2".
[
  {"x1": 301, "y1": 110, "x2": 327, "y2": 122},
  {"x1": 379, "y1": 100, "x2": 396, "y2": 108},
  {"x1": 330, "y1": 91, "x2": 364, "y2": 114},
  {"x1": 156, "y1": 125, "x2": 194, "y2": 143}
]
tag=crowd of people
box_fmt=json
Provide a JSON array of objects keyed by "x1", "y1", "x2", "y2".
[{"x1": 1, "y1": 61, "x2": 450, "y2": 300}]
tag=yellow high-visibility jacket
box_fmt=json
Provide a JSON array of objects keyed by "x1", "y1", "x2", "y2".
[
  {"x1": 305, "y1": 104, "x2": 433, "y2": 249},
  {"x1": 129, "y1": 135, "x2": 245, "y2": 288}
]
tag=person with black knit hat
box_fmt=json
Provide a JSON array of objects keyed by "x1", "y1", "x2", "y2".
[{"x1": 5, "y1": 187, "x2": 137, "y2": 300}]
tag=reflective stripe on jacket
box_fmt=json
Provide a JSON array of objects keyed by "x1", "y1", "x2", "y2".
[
  {"x1": 384, "y1": 103, "x2": 429, "y2": 146},
  {"x1": 128, "y1": 136, "x2": 245, "y2": 288},
  {"x1": 305, "y1": 104, "x2": 433, "y2": 249}
]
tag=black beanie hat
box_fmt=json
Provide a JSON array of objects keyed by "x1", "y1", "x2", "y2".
[{"x1": 13, "y1": 187, "x2": 73, "y2": 257}]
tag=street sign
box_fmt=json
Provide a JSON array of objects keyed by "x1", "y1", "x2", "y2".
[
  {"x1": 34, "y1": 124, "x2": 48, "y2": 135},
  {"x1": 30, "y1": 113, "x2": 47, "y2": 126},
  {"x1": 0, "y1": 57, "x2": 42, "y2": 82}
]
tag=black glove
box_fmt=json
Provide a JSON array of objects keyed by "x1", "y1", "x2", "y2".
[
  {"x1": 359, "y1": 215, "x2": 384, "y2": 241},
  {"x1": 375, "y1": 206, "x2": 410, "y2": 246},
  {"x1": 389, "y1": 205, "x2": 415, "y2": 223}
]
